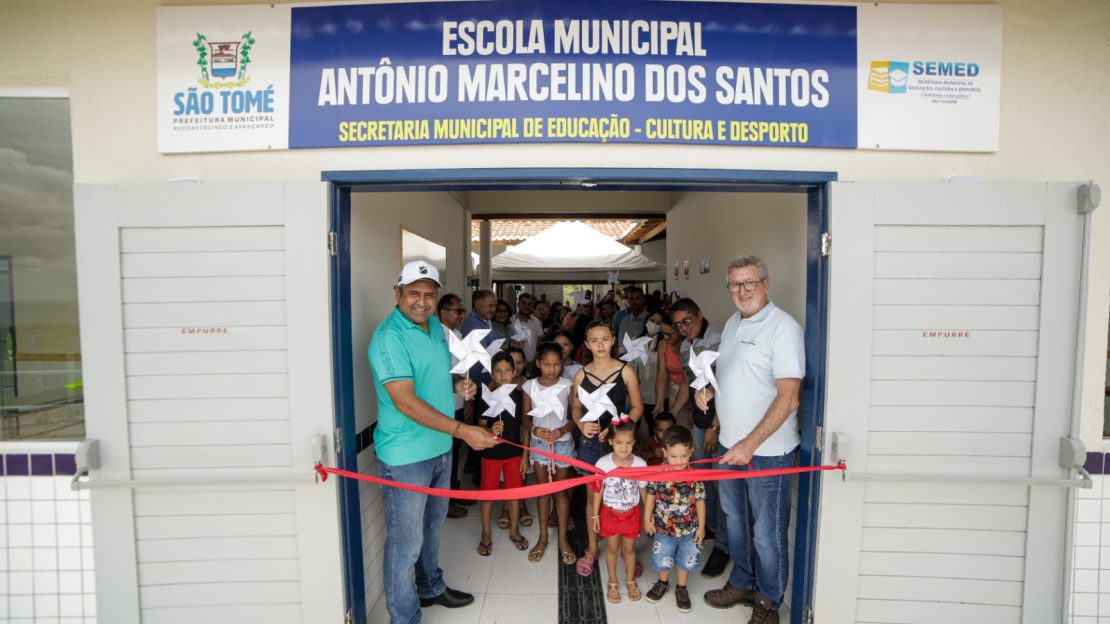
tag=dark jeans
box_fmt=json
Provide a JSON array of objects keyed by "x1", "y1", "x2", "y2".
[
  {"x1": 717, "y1": 446, "x2": 797, "y2": 607},
  {"x1": 380, "y1": 451, "x2": 452, "y2": 624}
]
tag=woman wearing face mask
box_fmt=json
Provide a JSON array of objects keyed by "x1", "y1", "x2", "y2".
[
  {"x1": 633, "y1": 309, "x2": 664, "y2": 436},
  {"x1": 652, "y1": 316, "x2": 690, "y2": 428}
]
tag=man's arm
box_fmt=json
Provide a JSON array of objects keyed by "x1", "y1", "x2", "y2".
[
  {"x1": 382, "y1": 379, "x2": 496, "y2": 451},
  {"x1": 719, "y1": 378, "x2": 801, "y2": 465}
]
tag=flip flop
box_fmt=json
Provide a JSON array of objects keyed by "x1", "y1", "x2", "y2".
[
  {"x1": 511, "y1": 534, "x2": 530, "y2": 551},
  {"x1": 477, "y1": 541, "x2": 492, "y2": 557},
  {"x1": 575, "y1": 550, "x2": 597, "y2": 577},
  {"x1": 528, "y1": 542, "x2": 546, "y2": 562}
]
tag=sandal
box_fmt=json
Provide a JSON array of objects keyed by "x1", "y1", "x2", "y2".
[
  {"x1": 477, "y1": 541, "x2": 492, "y2": 557},
  {"x1": 626, "y1": 581, "x2": 641, "y2": 602},
  {"x1": 606, "y1": 581, "x2": 621, "y2": 604},
  {"x1": 528, "y1": 542, "x2": 547, "y2": 562},
  {"x1": 497, "y1": 510, "x2": 511, "y2": 530},
  {"x1": 510, "y1": 534, "x2": 530, "y2": 551},
  {"x1": 575, "y1": 550, "x2": 597, "y2": 577},
  {"x1": 519, "y1": 510, "x2": 534, "y2": 527},
  {"x1": 560, "y1": 549, "x2": 577, "y2": 565}
]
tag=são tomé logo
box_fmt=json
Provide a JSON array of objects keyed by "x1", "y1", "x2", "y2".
[{"x1": 192, "y1": 32, "x2": 255, "y2": 88}]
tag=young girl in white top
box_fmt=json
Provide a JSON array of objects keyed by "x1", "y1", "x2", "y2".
[
  {"x1": 592, "y1": 418, "x2": 648, "y2": 604},
  {"x1": 552, "y1": 330, "x2": 582, "y2": 381},
  {"x1": 522, "y1": 342, "x2": 576, "y2": 565}
]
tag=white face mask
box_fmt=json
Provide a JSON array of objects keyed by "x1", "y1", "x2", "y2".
[{"x1": 645, "y1": 321, "x2": 660, "y2": 336}]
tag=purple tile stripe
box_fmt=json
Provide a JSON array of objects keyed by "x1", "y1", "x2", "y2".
[
  {"x1": 30, "y1": 454, "x2": 53, "y2": 476},
  {"x1": 1085, "y1": 452, "x2": 1105, "y2": 475},
  {"x1": 6, "y1": 454, "x2": 29, "y2": 476},
  {"x1": 0, "y1": 453, "x2": 77, "y2": 476}
]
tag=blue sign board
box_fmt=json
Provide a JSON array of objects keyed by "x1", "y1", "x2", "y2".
[{"x1": 289, "y1": 1, "x2": 857, "y2": 149}]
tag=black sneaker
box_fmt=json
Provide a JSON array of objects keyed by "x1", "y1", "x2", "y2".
[
  {"x1": 645, "y1": 580, "x2": 669, "y2": 603},
  {"x1": 675, "y1": 585, "x2": 692, "y2": 613},
  {"x1": 700, "y1": 547, "x2": 729, "y2": 578}
]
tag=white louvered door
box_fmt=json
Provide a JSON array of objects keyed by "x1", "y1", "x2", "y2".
[
  {"x1": 813, "y1": 182, "x2": 1085, "y2": 624},
  {"x1": 75, "y1": 182, "x2": 343, "y2": 624}
]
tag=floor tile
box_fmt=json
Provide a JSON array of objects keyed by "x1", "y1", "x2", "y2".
[
  {"x1": 486, "y1": 542, "x2": 559, "y2": 594},
  {"x1": 480, "y1": 592, "x2": 559, "y2": 623}
]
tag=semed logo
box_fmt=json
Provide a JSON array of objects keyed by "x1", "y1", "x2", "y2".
[{"x1": 867, "y1": 61, "x2": 909, "y2": 94}]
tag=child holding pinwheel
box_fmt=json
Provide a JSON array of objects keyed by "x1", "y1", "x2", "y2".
[
  {"x1": 522, "y1": 341, "x2": 577, "y2": 565},
  {"x1": 475, "y1": 351, "x2": 530, "y2": 556}
]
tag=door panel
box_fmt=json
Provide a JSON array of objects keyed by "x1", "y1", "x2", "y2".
[
  {"x1": 75, "y1": 182, "x2": 343, "y2": 624},
  {"x1": 814, "y1": 182, "x2": 1083, "y2": 623}
]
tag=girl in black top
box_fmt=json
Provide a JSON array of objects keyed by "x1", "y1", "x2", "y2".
[
  {"x1": 476, "y1": 352, "x2": 531, "y2": 556},
  {"x1": 571, "y1": 320, "x2": 643, "y2": 577}
]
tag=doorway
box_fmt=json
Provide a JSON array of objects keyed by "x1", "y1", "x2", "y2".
[{"x1": 326, "y1": 168, "x2": 834, "y2": 624}]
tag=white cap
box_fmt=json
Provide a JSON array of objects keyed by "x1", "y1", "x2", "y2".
[{"x1": 396, "y1": 260, "x2": 442, "y2": 287}]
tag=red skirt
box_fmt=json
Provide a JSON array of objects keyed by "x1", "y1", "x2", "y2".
[{"x1": 599, "y1": 504, "x2": 641, "y2": 540}]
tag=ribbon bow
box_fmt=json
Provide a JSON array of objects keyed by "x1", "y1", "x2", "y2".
[{"x1": 612, "y1": 413, "x2": 632, "y2": 425}]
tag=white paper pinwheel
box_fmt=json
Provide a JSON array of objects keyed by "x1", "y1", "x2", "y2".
[
  {"x1": 527, "y1": 380, "x2": 570, "y2": 423},
  {"x1": 510, "y1": 319, "x2": 533, "y2": 344},
  {"x1": 577, "y1": 383, "x2": 618, "y2": 423},
  {"x1": 485, "y1": 338, "x2": 505, "y2": 358},
  {"x1": 688, "y1": 349, "x2": 721, "y2": 396},
  {"x1": 448, "y1": 328, "x2": 493, "y2": 375},
  {"x1": 620, "y1": 334, "x2": 652, "y2": 365},
  {"x1": 481, "y1": 383, "x2": 517, "y2": 419},
  {"x1": 571, "y1": 291, "x2": 589, "y2": 307},
  {"x1": 607, "y1": 271, "x2": 620, "y2": 285}
]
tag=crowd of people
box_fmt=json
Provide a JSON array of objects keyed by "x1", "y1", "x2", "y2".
[{"x1": 368, "y1": 256, "x2": 804, "y2": 624}]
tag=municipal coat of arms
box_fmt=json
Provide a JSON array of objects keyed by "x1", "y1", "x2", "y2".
[{"x1": 192, "y1": 32, "x2": 254, "y2": 88}]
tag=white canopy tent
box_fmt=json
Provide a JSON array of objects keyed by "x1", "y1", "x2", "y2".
[{"x1": 489, "y1": 220, "x2": 662, "y2": 282}]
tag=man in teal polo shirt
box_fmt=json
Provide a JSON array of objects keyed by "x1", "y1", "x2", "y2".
[{"x1": 369, "y1": 260, "x2": 496, "y2": 624}]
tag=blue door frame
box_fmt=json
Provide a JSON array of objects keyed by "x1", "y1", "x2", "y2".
[{"x1": 324, "y1": 167, "x2": 833, "y2": 624}]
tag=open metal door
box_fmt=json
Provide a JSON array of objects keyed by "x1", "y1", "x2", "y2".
[
  {"x1": 814, "y1": 182, "x2": 1087, "y2": 623},
  {"x1": 75, "y1": 182, "x2": 344, "y2": 623}
]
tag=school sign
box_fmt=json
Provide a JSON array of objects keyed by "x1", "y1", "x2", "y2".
[{"x1": 156, "y1": 1, "x2": 1001, "y2": 153}]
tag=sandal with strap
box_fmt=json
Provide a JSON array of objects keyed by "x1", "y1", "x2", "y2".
[
  {"x1": 560, "y1": 549, "x2": 577, "y2": 566},
  {"x1": 528, "y1": 542, "x2": 547, "y2": 562},
  {"x1": 626, "y1": 581, "x2": 642, "y2": 602},
  {"x1": 606, "y1": 581, "x2": 621, "y2": 604},
  {"x1": 519, "y1": 510, "x2": 534, "y2": 527},
  {"x1": 497, "y1": 510, "x2": 511, "y2": 530},
  {"x1": 575, "y1": 550, "x2": 597, "y2": 577}
]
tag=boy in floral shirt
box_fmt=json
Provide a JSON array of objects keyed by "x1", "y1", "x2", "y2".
[{"x1": 643, "y1": 426, "x2": 707, "y2": 612}]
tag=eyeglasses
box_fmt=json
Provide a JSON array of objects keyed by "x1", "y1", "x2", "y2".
[
  {"x1": 727, "y1": 279, "x2": 765, "y2": 293},
  {"x1": 673, "y1": 317, "x2": 697, "y2": 329}
]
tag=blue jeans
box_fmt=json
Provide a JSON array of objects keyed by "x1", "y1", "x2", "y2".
[
  {"x1": 380, "y1": 451, "x2": 452, "y2": 624},
  {"x1": 651, "y1": 533, "x2": 701, "y2": 572},
  {"x1": 718, "y1": 447, "x2": 797, "y2": 607},
  {"x1": 693, "y1": 425, "x2": 727, "y2": 555}
]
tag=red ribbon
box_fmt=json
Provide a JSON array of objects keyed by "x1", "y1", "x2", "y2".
[{"x1": 314, "y1": 436, "x2": 846, "y2": 500}]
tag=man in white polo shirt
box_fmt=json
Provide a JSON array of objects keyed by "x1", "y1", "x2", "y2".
[{"x1": 697, "y1": 256, "x2": 804, "y2": 624}]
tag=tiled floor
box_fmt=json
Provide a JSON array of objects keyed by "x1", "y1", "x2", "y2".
[{"x1": 368, "y1": 500, "x2": 756, "y2": 623}]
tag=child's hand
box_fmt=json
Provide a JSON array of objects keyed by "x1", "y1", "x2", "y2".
[
  {"x1": 645, "y1": 521, "x2": 656, "y2": 536},
  {"x1": 592, "y1": 515, "x2": 600, "y2": 533},
  {"x1": 654, "y1": 447, "x2": 664, "y2": 458},
  {"x1": 598, "y1": 427, "x2": 610, "y2": 443},
  {"x1": 694, "y1": 526, "x2": 705, "y2": 547},
  {"x1": 579, "y1": 421, "x2": 600, "y2": 438},
  {"x1": 492, "y1": 421, "x2": 505, "y2": 436},
  {"x1": 520, "y1": 456, "x2": 529, "y2": 475}
]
